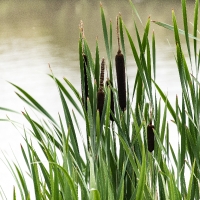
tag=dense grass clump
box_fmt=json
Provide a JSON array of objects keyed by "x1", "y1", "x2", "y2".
[{"x1": 1, "y1": 0, "x2": 200, "y2": 199}]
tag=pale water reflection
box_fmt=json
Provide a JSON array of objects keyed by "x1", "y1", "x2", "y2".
[{"x1": 0, "y1": 0, "x2": 195, "y2": 198}]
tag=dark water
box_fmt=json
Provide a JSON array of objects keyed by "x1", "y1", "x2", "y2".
[{"x1": 0, "y1": 0, "x2": 196, "y2": 198}]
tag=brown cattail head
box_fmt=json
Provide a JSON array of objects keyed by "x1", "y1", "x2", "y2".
[
  {"x1": 147, "y1": 121, "x2": 154, "y2": 152},
  {"x1": 106, "y1": 79, "x2": 114, "y2": 121},
  {"x1": 82, "y1": 54, "x2": 88, "y2": 109},
  {"x1": 97, "y1": 89, "x2": 105, "y2": 118},
  {"x1": 115, "y1": 16, "x2": 126, "y2": 111},
  {"x1": 115, "y1": 50, "x2": 126, "y2": 111},
  {"x1": 97, "y1": 58, "x2": 106, "y2": 118},
  {"x1": 100, "y1": 58, "x2": 105, "y2": 88}
]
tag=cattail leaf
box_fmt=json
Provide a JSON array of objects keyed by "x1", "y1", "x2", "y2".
[
  {"x1": 9, "y1": 82, "x2": 57, "y2": 126},
  {"x1": 95, "y1": 110, "x2": 100, "y2": 155},
  {"x1": 53, "y1": 164, "x2": 78, "y2": 200},
  {"x1": 135, "y1": 74, "x2": 144, "y2": 120},
  {"x1": 49, "y1": 75, "x2": 84, "y2": 118},
  {"x1": 158, "y1": 173, "x2": 168, "y2": 200},
  {"x1": 152, "y1": 31, "x2": 156, "y2": 80},
  {"x1": 84, "y1": 40, "x2": 95, "y2": 76},
  {"x1": 63, "y1": 77, "x2": 82, "y2": 103},
  {"x1": 29, "y1": 154, "x2": 41, "y2": 200},
  {"x1": 105, "y1": 86, "x2": 111, "y2": 130},
  {"x1": 89, "y1": 157, "x2": 96, "y2": 188},
  {"x1": 2, "y1": 152, "x2": 27, "y2": 199},
  {"x1": 193, "y1": 0, "x2": 199, "y2": 66},
  {"x1": 153, "y1": 127, "x2": 167, "y2": 156},
  {"x1": 58, "y1": 89, "x2": 82, "y2": 168},
  {"x1": 181, "y1": 0, "x2": 191, "y2": 64},
  {"x1": 100, "y1": 4, "x2": 111, "y2": 63},
  {"x1": 106, "y1": 80, "x2": 115, "y2": 121},
  {"x1": 0, "y1": 107, "x2": 19, "y2": 114},
  {"x1": 168, "y1": 173, "x2": 179, "y2": 200},
  {"x1": 93, "y1": 80, "x2": 97, "y2": 126},
  {"x1": 160, "y1": 99, "x2": 167, "y2": 146},
  {"x1": 87, "y1": 98, "x2": 95, "y2": 153},
  {"x1": 13, "y1": 164, "x2": 29, "y2": 199},
  {"x1": 144, "y1": 184, "x2": 153, "y2": 200},
  {"x1": 136, "y1": 145, "x2": 146, "y2": 200},
  {"x1": 117, "y1": 134, "x2": 140, "y2": 178},
  {"x1": 95, "y1": 40, "x2": 100, "y2": 89},
  {"x1": 142, "y1": 17, "x2": 150, "y2": 51},
  {"x1": 169, "y1": 143, "x2": 178, "y2": 167},
  {"x1": 13, "y1": 187, "x2": 16, "y2": 200},
  {"x1": 146, "y1": 38, "x2": 153, "y2": 103},
  {"x1": 152, "y1": 80, "x2": 176, "y2": 121},
  {"x1": 186, "y1": 160, "x2": 196, "y2": 200},
  {"x1": 180, "y1": 96, "x2": 186, "y2": 195},
  {"x1": 116, "y1": 159, "x2": 128, "y2": 200},
  {"x1": 129, "y1": 0, "x2": 143, "y2": 25},
  {"x1": 152, "y1": 21, "x2": 200, "y2": 41},
  {"x1": 109, "y1": 20, "x2": 113, "y2": 81},
  {"x1": 125, "y1": 25, "x2": 151, "y2": 101},
  {"x1": 89, "y1": 157, "x2": 100, "y2": 200}
]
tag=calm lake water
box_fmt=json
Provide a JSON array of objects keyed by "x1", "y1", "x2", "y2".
[{"x1": 0, "y1": 0, "x2": 196, "y2": 198}]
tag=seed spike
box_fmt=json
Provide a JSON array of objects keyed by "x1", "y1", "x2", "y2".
[
  {"x1": 97, "y1": 58, "x2": 106, "y2": 119},
  {"x1": 99, "y1": 58, "x2": 105, "y2": 89},
  {"x1": 147, "y1": 119, "x2": 155, "y2": 152},
  {"x1": 116, "y1": 16, "x2": 120, "y2": 52},
  {"x1": 115, "y1": 19, "x2": 126, "y2": 111}
]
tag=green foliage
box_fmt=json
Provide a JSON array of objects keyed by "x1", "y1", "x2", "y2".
[{"x1": 1, "y1": 0, "x2": 200, "y2": 199}]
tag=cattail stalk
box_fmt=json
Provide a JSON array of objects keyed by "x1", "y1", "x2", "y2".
[
  {"x1": 97, "y1": 58, "x2": 105, "y2": 118},
  {"x1": 115, "y1": 16, "x2": 126, "y2": 111},
  {"x1": 147, "y1": 120, "x2": 154, "y2": 152},
  {"x1": 106, "y1": 79, "x2": 114, "y2": 121}
]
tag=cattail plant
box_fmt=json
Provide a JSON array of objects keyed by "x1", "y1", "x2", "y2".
[
  {"x1": 97, "y1": 58, "x2": 105, "y2": 118},
  {"x1": 115, "y1": 16, "x2": 126, "y2": 111},
  {"x1": 106, "y1": 79, "x2": 114, "y2": 121},
  {"x1": 80, "y1": 20, "x2": 89, "y2": 110},
  {"x1": 147, "y1": 119, "x2": 154, "y2": 152}
]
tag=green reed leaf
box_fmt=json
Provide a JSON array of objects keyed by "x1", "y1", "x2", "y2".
[
  {"x1": 193, "y1": 0, "x2": 199, "y2": 66},
  {"x1": 100, "y1": 3, "x2": 111, "y2": 63},
  {"x1": 129, "y1": 0, "x2": 143, "y2": 25},
  {"x1": 152, "y1": 80, "x2": 176, "y2": 121},
  {"x1": 136, "y1": 145, "x2": 146, "y2": 200},
  {"x1": 152, "y1": 21, "x2": 200, "y2": 41},
  {"x1": 10, "y1": 82, "x2": 57, "y2": 125},
  {"x1": 187, "y1": 160, "x2": 195, "y2": 200},
  {"x1": 181, "y1": 0, "x2": 191, "y2": 63},
  {"x1": 95, "y1": 40, "x2": 100, "y2": 89}
]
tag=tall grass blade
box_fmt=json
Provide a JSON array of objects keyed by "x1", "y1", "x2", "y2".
[
  {"x1": 193, "y1": 0, "x2": 199, "y2": 67},
  {"x1": 100, "y1": 3, "x2": 111, "y2": 63},
  {"x1": 136, "y1": 145, "x2": 146, "y2": 200},
  {"x1": 181, "y1": 0, "x2": 191, "y2": 64},
  {"x1": 152, "y1": 21, "x2": 200, "y2": 41},
  {"x1": 9, "y1": 82, "x2": 57, "y2": 125}
]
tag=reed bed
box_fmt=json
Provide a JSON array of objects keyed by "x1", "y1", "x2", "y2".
[{"x1": 0, "y1": 0, "x2": 200, "y2": 199}]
